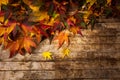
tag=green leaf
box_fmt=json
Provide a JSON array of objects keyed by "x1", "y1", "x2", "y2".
[{"x1": 80, "y1": 22, "x2": 87, "y2": 29}]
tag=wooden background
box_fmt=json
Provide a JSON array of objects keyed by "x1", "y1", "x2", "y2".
[{"x1": 0, "y1": 18, "x2": 120, "y2": 80}]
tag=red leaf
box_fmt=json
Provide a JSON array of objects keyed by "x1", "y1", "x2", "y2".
[{"x1": 6, "y1": 40, "x2": 19, "y2": 58}]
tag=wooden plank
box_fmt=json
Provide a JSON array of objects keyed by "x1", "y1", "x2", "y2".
[
  {"x1": 0, "y1": 62, "x2": 54, "y2": 70},
  {"x1": 55, "y1": 69, "x2": 120, "y2": 79},
  {"x1": 0, "y1": 60, "x2": 120, "y2": 70},
  {"x1": 0, "y1": 70, "x2": 120, "y2": 80}
]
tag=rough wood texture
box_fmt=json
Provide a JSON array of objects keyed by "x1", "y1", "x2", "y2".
[{"x1": 0, "y1": 19, "x2": 120, "y2": 80}]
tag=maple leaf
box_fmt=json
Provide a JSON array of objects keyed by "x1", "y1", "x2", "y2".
[
  {"x1": 32, "y1": 26, "x2": 41, "y2": 43},
  {"x1": 6, "y1": 22, "x2": 17, "y2": 34},
  {"x1": 0, "y1": 21, "x2": 16, "y2": 37},
  {"x1": 0, "y1": 27, "x2": 5, "y2": 36},
  {"x1": 83, "y1": 10, "x2": 93, "y2": 23},
  {"x1": 0, "y1": 37, "x2": 4, "y2": 45},
  {"x1": 70, "y1": 26, "x2": 83, "y2": 36},
  {"x1": 21, "y1": 24, "x2": 33, "y2": 36},
  {"x1": 35, "y1": 25, "x2": 49, "y2": 38},
  {"x1": 42, "y1": 51, "x2": 52, "y2": 60},
  {"x1": 20, "y1": 37, "x2": 36, "y2": 54},
  {"x1": 67, "y1": 16, "x2": 76, "y2": 26},
  {"x1": 6, "y1": 40, "x2": 20, "y2": 58},
  {"x1": 0, "y1": 0, "x2": 8, "y2": 5},
  {"x1": 86, "y1": 0, "x2": 96, "y2": 10},
  {"x1": 54, "y1": 30, "x2": 70, "y2": 48},
  {"x1": 29, "y1": 11, "x2": 49, "y2": 22},
  {"x1": 62, "y1": 48, "x2": 70, "y2": 58},
  {"x1": 44, "y1": 13, "x2": 60, "y2": 26},
  {"x1": 53, "y1": 0, "x2": 68, "y2": 14},
  {"x1": 0, "y1": 11, "x2": 4, "y2": 23},
  {"x1": 107, "y1": 0, "x2": 112, "y2": 5}
]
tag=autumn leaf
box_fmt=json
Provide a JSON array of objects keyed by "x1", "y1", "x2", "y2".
[
  {"x1": 44, "y1": 12, "x2": 60, "y2": 26},
  {"x1": 42, "y1": 51, "x2": 52, "y2": 60},
  {"x1": 62, "y1": 48, "x2": 70, "y2": 58},
  {"x1": 36, "y1": 25, "x2": 49, "y2": 38},
  {"x1": 0, "y1": 21, "x2": 16, "y2": 37},
  {"x1": 54, "y1": 30, "x2": 70, "y2": 48},
  {"x1": 21, "y1": 24, "x2": 33, "y2": 36},
  {"x1": 20, "y1": 37, "x2": 36, "y2": 54},
  {"x1": 32, "y1": 26, "x2": 41, "y2": 43},
  {"x1": 0, "y1": 37, "x2": 4, "y2": 45},
  {"x1": 0, "y1": 27, "x2": 5, "y2": 36},
  {"x1": 107, "y1": 0, "x2": 112, "y2": 5},
  {"x1": 83, "y1": 10, "x2": 93, "y2": 23},
  {"x1": 67, "y1": 16, "x2": 76, "y2": 26},
  {"x1": 40, "y1": 24, "x2": 51, "y2": 30},
  {"x1": 53, "y1": 0, "x2": 68, "y2": 14},
  {"x1": 0, "y1": 0, "x2": 8, "y2": 5},
  {"x1": 6, "y1": 22, "x2": 16, "y2": 34},
  {"x1": 0, "y1": 11, "x2": 4, "y2": 23},
  {"x1": 29, "y1": 11, "x2": 49, "y2": 22},
  {"x1": 86, "y1": 0, "x2": 96, "y2": 9},
  {"x1": 6, "y1": 40, "x2": 20, "y2": 58},
  {"x1": 70, "y1": 26, "x2": 83, "y2": 36}
]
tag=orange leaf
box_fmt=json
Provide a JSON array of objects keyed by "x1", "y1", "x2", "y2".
[
  {"x1": 70, "y1": 26, "x2": 83, "y2": 36},
  {"x1": 0, "y1": 22, "x2": 16, "y2": 36},
  {"x1": 7, "y1": 40, "x2": 20, "y2": 58},
  {"x1": 21, "y1": 24, "x2": 33, "y2": 35},
  {"x1": 0, "y1": 0, "x2": 8, "y2": 5},
  {"x1": 54, "y1": 30, "x2": 69, "y2": 48},
  {"x1": 6, "y1": 22, "x2": 16, "y2": 34},
  {"x1": 20, "y1": 37, "x2": 36, "y2": 53}
]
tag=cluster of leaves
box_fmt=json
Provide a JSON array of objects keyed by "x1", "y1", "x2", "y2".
[{"x1": 0, "y1": 0, "x2": 119, "y2": 58}]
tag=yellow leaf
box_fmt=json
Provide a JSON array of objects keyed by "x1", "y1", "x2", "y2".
[
  {"x1": 0, "y1": 16, "x2": 4, "y2": 22},
  {"x1": 0, "y1": 27, "x2": 5, "y2": 36},
  {"x1": 86, "y1": 0, "x2": 96, "y2": 9},
  {"x1": 107, "y1": 0, "x2": 111, "y2": 5},
  {"x1": 29, "y1": 11, "x2": 49, "y2": 22},
  {"x1": 0, "y1": 37, "x2": 4, "y2": 44},
  {"x1": 0, "y1": 0, "x2": 8, "y2": 5},
  {"x1": 23, "y1": 0, "x2": 32, "y2": 6},
  {"x1": 42, "y1": 51, "x2": 52, "y2": 60},
  {"x1": 29, "y1": 5, "x2": 39, "y2": 12},
  {"x1": 83, "y1": 10, "x2": 92, "y2": 23},
  {"x1": 62, "y1": 48, "x2": 70, "y2": 58},
  {"x1": 44, "y1": 13, "x2": 59, "y2": 26}
]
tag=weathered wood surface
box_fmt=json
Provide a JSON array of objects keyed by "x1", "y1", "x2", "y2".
[{"x1": 0, "y1": 19, "x2": 120, "y2": 80}]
